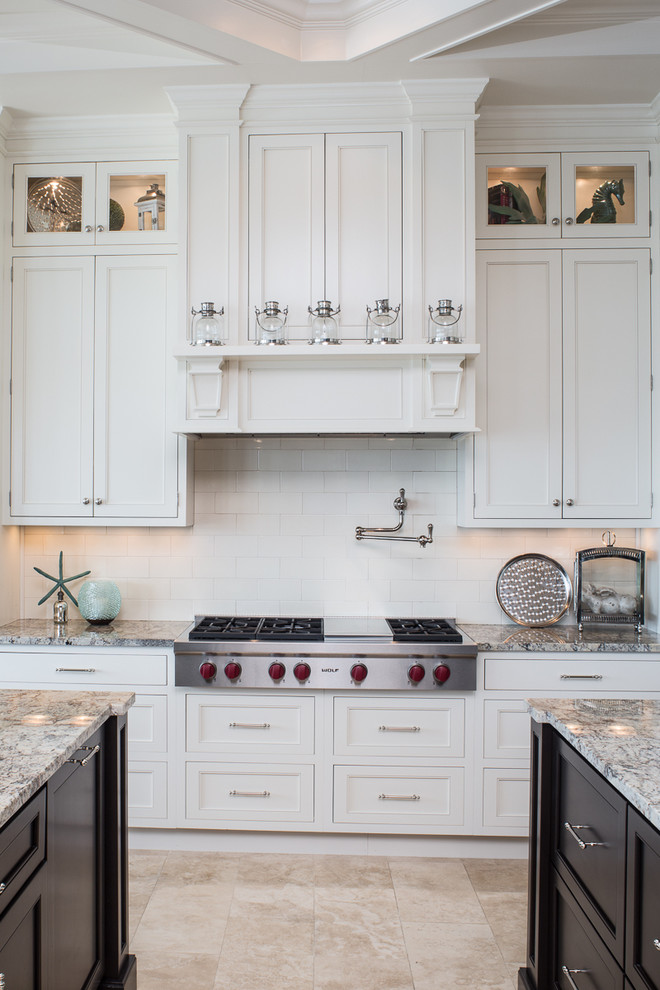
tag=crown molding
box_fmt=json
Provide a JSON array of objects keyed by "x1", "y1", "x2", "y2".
[
  {"x1": 0, "y1": 109, "x2": 14, "y2": 156},
  {"x1": 476, "y1": 102, "x2": 660, "y2": 147},
  {"x1": 165, "y1": 85, "x2": 252, "y2": 125},
  {"x1": 4, "y1": 113, "x2": 177, "y2": 159}
]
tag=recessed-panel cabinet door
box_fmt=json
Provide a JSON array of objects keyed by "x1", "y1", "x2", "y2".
[
  {"x1": 474, "y1": 250, "x2": 563, "y2": 518},
  {"x1": 562, "y1": 249, "x2": 651, "y2": 518},
  {"x1": 93, "y1": 256, "x2": 179, "y2": 517},
  {"x1": 10, "y1": 257, "x2": 95, "y2": 517}
]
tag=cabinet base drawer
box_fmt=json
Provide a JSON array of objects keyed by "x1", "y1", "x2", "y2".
[
  {"x1": 333, "y1": 765, "x2": 464, "y2": 826},
  {"x1": 128, "y1": 761, "x2": 168, "y2": 821},
  {"x1": 482, "y1": 768, "x2": 529, "y2": 829},
  {"x1": 0, "y1": 652, "x2": 168, "y2": 686},
  {"x1": 185, "y1": 762, "x2": 314, "y2": 823},
  {"x1": 186, "y1": 694, "x2": 315, "y2": 754},
  {"x1": 553, "y1": 873, "x2": 623, "y2": 990},
  {"x1": 485, "y1": 657, "x2": 660, "y2": 693},
  {"x1": 334, "y1": 697, "x2": 465, "y2": 758}
]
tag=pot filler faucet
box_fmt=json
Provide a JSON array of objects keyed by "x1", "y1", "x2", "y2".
[{"x1": 355, "y1": 489, "x2": 433, "y2": 548}]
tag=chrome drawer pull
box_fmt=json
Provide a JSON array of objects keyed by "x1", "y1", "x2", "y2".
[
  {"x1": 378, "y1": 793, "x2": 421, "y2": 801},
  {"x1": 560, "y1": 674, "x2": 602, "y2": 680},
  {"x1": 0, "y1": 972, "x2": 5, "y2": 990},
  {"x1": 0, "y1": 883, "x2": 5, "y2": 895},
  {"x1": 56, "y1": 667, "x2": 96, "y2": 673},
  {"x1": 229, "y1": 722, "x2": 271, "y2": 729},
  {"x1": 654, "y1": 938, "x2": 660, "y2": 951},
  {"x1": 564, "y1": 822, "x2": 604, "y2": 849},
  {"x1": 229, "y1": 790, "x2": 270, "y2": 798},
  {"x1": 378, "y1": 725, "x2": 421, "y2": 732},
  {"x1": 67, "y1": 744, "x2": 100, "y2": 767},
  {"x1": 561, "y1": 966, "x2": 588, "y2": 990}
]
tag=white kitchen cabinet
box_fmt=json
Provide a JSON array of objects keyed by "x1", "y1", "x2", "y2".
[
  {"x1": 462, "y1": 246, "x2": 651, "y2": 525},
  {"x1": 333, "y1": 765, "x2": 465, "y2": 827},
  {"x1": 476, "y1": 151, "x2": 649, "y2": 239},
  {"x1": 248, "y1": 132, "x2": 402, "y2": 340},
  {"x1": 0, "y1": 648, "x2": 174, "y2": 829},
  {"x1": 9, "y1": 254, "x2": 188, "y2": 525},
  {"x1": 12, "y1": 160, "x2": 176, "y2": 247}
]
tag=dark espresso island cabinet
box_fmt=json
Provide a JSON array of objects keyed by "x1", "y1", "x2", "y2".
[
  {"x1": 0, "y1": 690, "x2": 135, "y2": 990},
  {"x1": 520, "y1": 698, "x2": 660, "y2": 990}
]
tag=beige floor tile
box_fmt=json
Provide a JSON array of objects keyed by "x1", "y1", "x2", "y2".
[
  {"x1": 315, "y1": 885, "x2": 400, "y2": 924},
  {"x1": 477, "y1": 892, "x2": 528, "y2": 963},
  {"x1": 214, "y1": 918, "x2": 314, "y2": 990},
  {"x1": 135, "y1": 950, "x2": 219, "y2": 990},
  {"x1": 131, "y1": 884, "x2": 233, "y2": 953},
  {"x1": 229, "y1": 881, "x2": 314, "y2": 921},
  {"x1": 464, "y1": 857, "x2": 529, "y2": 894},
  {"x1": 390, "y1": 858, "x2": 487, "y2": 924},
  {"x1": 403, "y1": 921, "x2": 514, "y2": 990},
  {"x1": 314, "y1": 918, "x2": 413, "y2": 990},
  {"x1": 159, "y1": 850, "x2": 242, "y2": 885},
  {"x1": 237, "y1": 852, "x2": 316, "y2": 885},
  {"x1": 128, "y1": 849, "x2": 167, "y2": 881},
  {"x1": 314, "y1": 854, "x2": 392, "y2": 888}
]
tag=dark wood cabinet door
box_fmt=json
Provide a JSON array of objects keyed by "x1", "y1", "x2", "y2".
[
  {"x1": 0, "y1": 866, "x2": 47, "y2": 990},
  {"x1": 47, "y1": 727, "x2": 103, "y2": 990},
  {"x1": 552, "y1": 871, "x2": 624, "y2": 990},
  {"x1": 626, "y1": 807, "x2": 660, "y2": 990},
  {"x1": 553, "y1": 736, "x2": 627, "y2": 964}
]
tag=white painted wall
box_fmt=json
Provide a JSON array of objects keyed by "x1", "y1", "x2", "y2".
[{"x1": 21, "y1": 436, "x2": 639, "y2": 624}]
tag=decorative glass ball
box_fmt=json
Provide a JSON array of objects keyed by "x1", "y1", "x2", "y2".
[{"x1": 78, "y1": 580, "x2": 121, "y2": 625}]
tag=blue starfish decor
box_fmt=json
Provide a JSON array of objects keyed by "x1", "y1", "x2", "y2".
[{"x1": 34, "y1": 551, "x2": 91, "y2": 607}]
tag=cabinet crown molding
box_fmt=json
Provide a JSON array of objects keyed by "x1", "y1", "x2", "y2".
[
  {"x1": 3, "y1": 113, "x2": 177, "y2": 159},
  {"x1": 476, "y1": 102, "x2": 660, "y2": 146},
  {"x1": 165, "y1": 84, "x2": 252, "y2": 124}
]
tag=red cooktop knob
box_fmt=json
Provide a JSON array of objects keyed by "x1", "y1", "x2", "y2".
[
  {"x1": 351, "y1": 663, "x2": 368, "y2": 683},
  {"x1": 433, "y1": 663, "x2": 451, "y2": 684},
  {"x1": 224, "y1": 661, "x2": 242, "y2": 681},
  {"x1": 199, "y1": 661, "x2": 217, "y2": 681},
  {"x1": 408, "y1": 664, "x2": 426, "y2": 683},
  {"x1": 269, "y1": 662, "x2": 286, "y2": 681},
  {"x1": 293, "y1": 662, "x2": 311, "y2": 682}
]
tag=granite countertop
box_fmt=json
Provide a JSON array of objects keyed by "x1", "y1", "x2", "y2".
[
  {"x1": 528, "y1": 697, "x2": 660, "y2": 832},
  {"x1": 0, "y1": 619, "x2": 190, "y2": 648},
  {"x1": 0, "y1": 689, "x2": 134, "y2": 828},
  {"x1": 460, "y1": 622, "x2": 660, "y2": 653}
]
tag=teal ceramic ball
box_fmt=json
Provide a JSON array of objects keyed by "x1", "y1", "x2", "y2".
[{"x1": 78, "y1": 580, "x2": 121, "y2": 624}]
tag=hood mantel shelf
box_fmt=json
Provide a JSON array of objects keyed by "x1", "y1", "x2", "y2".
[{"x1": 172, "y1": 343, "x2": 480, "y2": 436}]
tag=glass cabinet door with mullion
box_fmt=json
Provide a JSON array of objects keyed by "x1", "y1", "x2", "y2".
[
  {"x1": 95, "y1": 161, "x2": 176, "y2": 245},
  {"x1": 13, "y1": 163, "x2": 97, "y2": 247},
  {"x1": 476, "y1": 153, "x2": 562, "y2": 239}
]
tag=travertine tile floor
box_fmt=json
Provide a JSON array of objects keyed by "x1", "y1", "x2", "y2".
[{"x1": 130, "y1": 850, "x2": 528, "y2": 990}]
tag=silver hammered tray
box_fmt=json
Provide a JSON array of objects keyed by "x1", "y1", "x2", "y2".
[{"x1": 496, "y1": 553, "x2": 572, "y2": 627}]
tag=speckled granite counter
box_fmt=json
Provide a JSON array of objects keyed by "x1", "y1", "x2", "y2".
[
  {"x1": 528, "y1": 697, "x2": 660, "y2": 832},
  {"x1": 459, "y1": 622, "x2": 660, "y2": 653},
  {"x1": 0, "y1": 618, "x2": 189, "y2": 648},
  {"x1": 0, "y1": 689, "x2": 134, "y2": 828}
]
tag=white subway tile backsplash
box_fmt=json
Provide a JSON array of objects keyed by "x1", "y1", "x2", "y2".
[{"x1": 20, "y1": 436, "x2": 625, "y2": 622}]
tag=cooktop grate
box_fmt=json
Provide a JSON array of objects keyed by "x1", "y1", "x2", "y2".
[
  {"x1": 189, "y1": 616, "x2": 324, "y2": 642},
  {"x1": 386, "y1": 618, "x2": 463, "y2": 643}
]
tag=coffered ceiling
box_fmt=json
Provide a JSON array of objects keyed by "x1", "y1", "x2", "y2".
[{"x1": 0, "y1": 0, "x2": 659, "y2": 117}]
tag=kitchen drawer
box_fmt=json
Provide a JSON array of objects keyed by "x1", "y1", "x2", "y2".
[
  {"x1": 483, "y1": 699, "x2": 530, "y2": 759},
  {"x1": 333, "y1": 765, "x2": 464, "y2": 826},
  {"x1": 334, "y1": 697, "x2": 465, "y2": 758},
  {"x1": 0, "y1": 788, "x2": 46, "y2": 911},
  {"x1": 128, "y1": 761, "x2": 168, "y2": 822},
  {"x1": 553, "y1": 736, "x2": 627, "y2": 964},
  {"x1": 552, "y1": 872, "x2": 623, "y2": 990},
  {"x1": 626, "y1": 807, "x2": 660, "y2": 990},
  {"x1": 484, "y1": 656, "x2": 660, "y2": 693},
  {"x1": 0, "y1": 651, "x2": 167, "y2": 686},
  {"x1": 127, "y1": 694, "x2": 168, "y2": 754},
  {"x1": 185, "y1": 762, "x2": 314, "y2": 823},
  {"x1": 186, "y1": 693, "x2": 315, "y2": 755},
  {"x1": 482, "y1": 767, "x2": 530, "y2": 830}
]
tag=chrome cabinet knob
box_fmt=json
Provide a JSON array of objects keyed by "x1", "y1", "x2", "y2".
[
  {"x1": 82, "y1": 497, "x2": 90, "y2": 505},
  {"x1": 552, "y1": 499, "x2": 561, "y2": 507},
  {"x1": 94, "y1": 497, "x2": 103, "y2": 505},
  {"x1": 84, "y1": 225, "x2": 93, "y2": 232},
  {"x1": 565, "y1": 498, "x2": 574, "y2": 506},
  {"x1": 551, "y1": 217, "x2": 560, "y2": 225},
  {"x1": 565, "y1": 217, "x2": 574, "y2": 225},
  {"x1": 97, "y1": 224, "x2": 105, "y2": 232}
]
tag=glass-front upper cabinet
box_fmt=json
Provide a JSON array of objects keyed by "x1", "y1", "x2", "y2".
[
  {"x1": 13, "y1": 161, "x2": 176, "y2": 247},
  {"x1": 476, "y1": 152, "x2": 649, "y2": 239}
]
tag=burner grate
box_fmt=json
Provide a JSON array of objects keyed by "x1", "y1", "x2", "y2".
[
  {"x1": 386, "y1": 618, "x2": 463, "y2": 643},
  {"x1": 189, "y1": 616, "x2": 324, "y2": 642}
]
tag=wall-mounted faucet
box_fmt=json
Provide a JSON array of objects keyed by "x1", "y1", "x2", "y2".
[{"x1": 355, "y1": 489, "x2": 433, "y2": 548}]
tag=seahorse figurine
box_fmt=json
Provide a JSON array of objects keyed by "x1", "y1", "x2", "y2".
[{"x1": 576, "y1": 178, "x2": 625, "y2": 224}]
